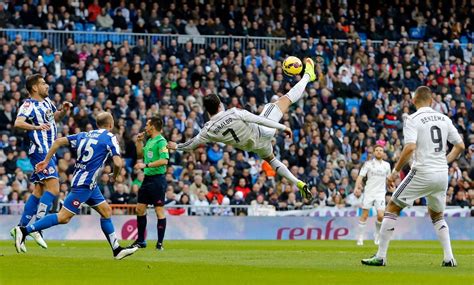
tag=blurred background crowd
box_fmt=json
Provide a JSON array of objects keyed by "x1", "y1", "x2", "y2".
[{"x1": 0, "y1": 0, "x2": 473, "y2": 215}]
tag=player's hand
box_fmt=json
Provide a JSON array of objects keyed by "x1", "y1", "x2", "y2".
[
  {"x1": 35, "y1": 160, "x2": 48, "y2": 173},
  {"x1": 36, "y1": 123, "x2": 50, "y2": 131},
  {"x1": 167, "y1": 141, "x2": 177, "y2": 150},
  {"x1": 136, "y1": 132, "x2": 145, "y2": 141},
  {"x1": 388, "y1": 171, "x2": 399, "y2": 189},
  {"x1": 283, "y1": 128, "x2": 293, "y2": 140},
  {"x1": 62, "y1": 101, "x2": 73, "y2": 112},
  {"x1": 134, "y1": 162, "x2": 146, "y2": 170}
]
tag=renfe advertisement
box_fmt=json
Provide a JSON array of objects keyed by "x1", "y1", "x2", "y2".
[{"x1": 1, "y1": 216, "x2": 472, "y2": 240}]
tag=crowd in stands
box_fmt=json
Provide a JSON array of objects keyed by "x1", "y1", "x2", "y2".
[
  {"x1": 0, "y1": 1, "x2": 473, "y2": 215},
  {"x1": 0, "y1": 1, "x2": 472, "y2": 42}
]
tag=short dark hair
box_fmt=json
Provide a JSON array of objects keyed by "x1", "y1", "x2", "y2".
[
  {"x1": 414, "y1": 86, "x2": 432, "y2": 102},
  {"x1": 203, "y1": 93, "x2": 221, "y2": 115},
  {"x1": 26, "y1": 74, "x2": 43, "y2": 93},
  {"x1": 149, "y1": 115, "x2": 163, "y2": 131}
]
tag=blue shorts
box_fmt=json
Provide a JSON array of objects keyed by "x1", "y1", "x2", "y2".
[
  {"x1": 29, "y1": 152, "x2": 59, "y2": 183},
  {"x1": 63, "y1": 186, "x2": 106, "y2": 215}
]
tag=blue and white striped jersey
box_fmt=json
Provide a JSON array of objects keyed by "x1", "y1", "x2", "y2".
[
  {"x1": 17, "y1": 98, "x2": 57, "y2": 154},
  {"x1": 67, "y1": 129, "x2": 121, "y2": 190}
]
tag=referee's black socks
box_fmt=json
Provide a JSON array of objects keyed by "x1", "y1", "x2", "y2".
[
  {"x1": 137, "y1": 215, "x2": 147, "y2": 242},
  {"x1": 157, "y1": 218, "x2": 166, "y2": 245}
]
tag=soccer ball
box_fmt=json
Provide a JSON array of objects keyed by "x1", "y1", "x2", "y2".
[{"x1": 282, "y1": 56, "x2": 303, "y2": 76}]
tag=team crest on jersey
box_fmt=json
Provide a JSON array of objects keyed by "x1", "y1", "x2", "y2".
[
  {"x1": 45, "y1": 109, "x2": 54, "y2": 122},
  {"x1": 147, "y1": 151, "x2": 153, "y2": 159},
  {"x1": 72, "y1": 199, "x2": 81, "y2": 208},
  {"x1": 48, "y1": 167, "x2": 55, "y2": 174}
]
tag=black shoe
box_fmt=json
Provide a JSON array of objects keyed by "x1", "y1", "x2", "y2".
[
  {"x1": 113, "y1": 246, "x2": 138, "y2": 260},
  {"x1": 156, "y1": 243, "x2": 164, "y2": 251},
  {"x1": 128, "y1": 240, "x2": 147, "y2": 249},
  {"x1": 441, "y1": 259, "x2": 457, "y2": 267}
]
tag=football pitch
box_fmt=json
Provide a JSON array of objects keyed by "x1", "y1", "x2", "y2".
[{"x1": 0, "y1": 240, "x2": 473, "y2": 285}]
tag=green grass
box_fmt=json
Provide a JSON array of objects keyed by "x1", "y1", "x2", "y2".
[{"x1": 0, "y1": 240, "x2": 473, "y2": 285}]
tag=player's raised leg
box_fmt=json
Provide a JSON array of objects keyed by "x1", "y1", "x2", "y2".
[
  {"x1": 13, "y1": 207, "x2": 72, "y2": 253},
  {"x1": 274, "y1": 57, "x2": 316, "y2": 114},
  {"x1": 262, "y1": 154, "x2": 312, "y2": 200},
  {"x1": 93, "y1": 200, "x2": 138, "y2": 260}
]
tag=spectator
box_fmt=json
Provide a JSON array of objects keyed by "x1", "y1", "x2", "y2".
[{"x1": 96, "y1": 8, "x2": 113, "y2": 31}]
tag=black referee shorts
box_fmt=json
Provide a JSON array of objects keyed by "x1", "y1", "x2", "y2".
[{"x1": 137, "y1": 174, "x2": 167, "y2": 207}]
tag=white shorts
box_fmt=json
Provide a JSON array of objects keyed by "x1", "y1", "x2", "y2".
[
  {"x1": 253, "y1": 103, "x2": 283, "y2": 159},
  {"x1": 392, "y1": 170, "x2": 448, "y2": 213},
  {"x1": 362, "y1": 195, "x2": 386, "y2": 211}
]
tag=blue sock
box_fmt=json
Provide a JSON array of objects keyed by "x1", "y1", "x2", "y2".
[
  {"x1": 36, "y1": 191, "x2": 56, "y2": 221},
  {"x1": 19, "y1": 195, "x2": 40, "y2": 226},
  {"x1": 100, "y1": 218, "x2": 120, "y2": 250},
  {"x1": 26, "y1": 213, "x2": 58, "y2": 234}
]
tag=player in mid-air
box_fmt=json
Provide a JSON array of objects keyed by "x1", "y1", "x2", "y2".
[
  {"x1": 12, "y1": 112, "x2": 138, "y2": 260},
  {"x1": 362, "y1": 86, "x2": 465, "y2": 267},
  {"x1": 167, "y1": 58, "x2": 317, "y2": 200},
  {"x1": 11, "y1": 74, "x2": 72, "y2": 251},
  {"x1": 354, "y1": 145, "x2": 391, "y2": 246}
]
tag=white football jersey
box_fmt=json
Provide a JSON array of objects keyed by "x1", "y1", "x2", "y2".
[
  {"x1": 177, "y1": 108, "x2": 287, "y2": 152},
  {"x1": 404, "y1": 107, "x2": 463, "y2": 173},
  {"x1": 359, "y1": 159, "x2": 391, "y2": 196}
]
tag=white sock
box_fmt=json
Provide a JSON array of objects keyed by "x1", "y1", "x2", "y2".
[
  {"x1": 36, "y1": 202, "x2": 48, "y2": 220},
  {"x1": 433, "y1": 218, "x2": 454, "y2": 261},
  {"x1": 285, "y1": 74, "x2": 310, "y2": 103},
  {"x1": 376, "y1": 212, "x2": 398, "y2": 259},
  {"x1": 375, "y1": 221, "x2": 382, "y2": 235},
  {"x1": 269, "y1": 158, "x2": 299, "y2": 185},
  {"x1": 108, "y1": 232, "x2": 120, "y2": 250},
  {"x1": 357, "y1": 220, "x2": 367, "y2": 240}
]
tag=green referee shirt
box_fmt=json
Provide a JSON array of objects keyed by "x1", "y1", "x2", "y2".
[{"x1": 143, "y1": 134, "x2": 169, "y2": 176}]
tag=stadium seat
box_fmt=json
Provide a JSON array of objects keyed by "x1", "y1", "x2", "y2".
[
  {"x1": 434, "y1": 42, "x2": 442, "y2": 51},
  {"x1": 345, "y1": 98, "x2": 361, "y2": 114},
  {"x1": 74, "y1": 23, "x2": 84, "y2": 31},
  {"x1": 6, "y1": 30, "x2": 17, "y2": 41},
  {"x1": 409, "y1": 27, "x2": 425, "y2": 39},
  {"x1": 19, "y1": 31, "x2": 29, "y2": 41},
  {"x1": 110, "y1": 34, "x2": 122, "y2": 44},
  {"x1": 96, "y1": 33, "x2": 108, "y2": 43},
  {"x1": 358, "y1": 32, "x2": 367, "y2": 42},
  {"x1": 30, "y1": 31, "x2": 42, "y2": 41},
  {"x1": 173, "y1": 166, "x2": 183, "y2": 180},
  {"x1": 460, "y1": 36, "x2": 468, "y2": 44},
  {"x1": 85, "y1": 23, "x2": 96, "y2": 32}
]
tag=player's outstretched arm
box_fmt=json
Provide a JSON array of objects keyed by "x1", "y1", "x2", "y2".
[
  {"x1": 14, "y1": 116, "x2": 50, "y2": 131},
  {"x1": 169, "y1": 131, "x2": 209, "y2": 152},
  {"x1": 35, "y1": 137, "x2": 69, "y2": 173},
  {"x1": 446, "y1": 142, "x2": 465, "y2": 164},
  {"x1": 54, "y1": 102, "x2": 73, "y2": 122}
]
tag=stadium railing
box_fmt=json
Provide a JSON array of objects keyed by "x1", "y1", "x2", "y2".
[{"x1": 0, "y1": 28, "x2": 469, "y2": 57}]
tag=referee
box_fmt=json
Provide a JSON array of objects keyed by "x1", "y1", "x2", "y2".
[{"x1": 130, "y1": 116, "x2": 169, "y2": 250}]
